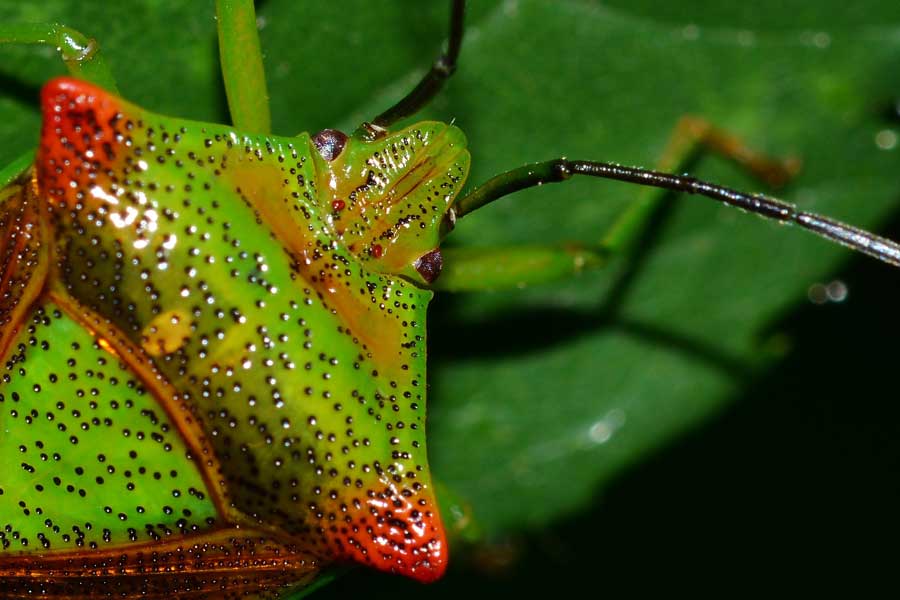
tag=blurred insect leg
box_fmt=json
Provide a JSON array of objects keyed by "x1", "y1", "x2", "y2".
[
  {"x1": 658, "y1": 116, "x2": 800, "y2": 186},
  {"x1": 0, "y1": 23, "x2": 119, "y2": 182},
  {"x1": 434, "y1": 245, "x2": 605, "y2": 292},
  {"x1": 362, "y1": 0, "x2": 465, "y2": 136},
  {"x1": 215, "y1": 0, "x2": 271, "y2": 134},
  {"x1": 435, "y1": 117, "x2": 802, "y2": 292},
  {"x1": 600, "y1": 115, "x2": 800, "y2": 256}
]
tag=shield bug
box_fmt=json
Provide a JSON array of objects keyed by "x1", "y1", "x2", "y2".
[{"x1": 1, "y1": 1, "x2": 899, "y2": 598}]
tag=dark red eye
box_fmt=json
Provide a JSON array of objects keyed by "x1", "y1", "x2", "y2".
[
  {"x1": 312, "y1": 128, "x2": 348, "y2": 161},
  {"x1": 414, "y1": 249, "x2": 443, "y2": 284}
]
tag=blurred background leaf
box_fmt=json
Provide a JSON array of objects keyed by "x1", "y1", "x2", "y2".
[{"x1": 1, "y1": 0, "x2": 899, "y2": 595}]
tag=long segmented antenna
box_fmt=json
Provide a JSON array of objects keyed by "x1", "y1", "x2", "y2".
[{"x1": 449, "y1": 159, "x2": 900, "y2": 267}]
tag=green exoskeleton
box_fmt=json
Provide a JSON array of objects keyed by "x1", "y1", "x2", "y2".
[{"x1": 1, "y1": 1, "x2": 898, "y2": 597}]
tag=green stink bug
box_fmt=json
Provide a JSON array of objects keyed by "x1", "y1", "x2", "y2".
[{"x1": 1, "y1": 0, "x2": 900, "y2": 596}]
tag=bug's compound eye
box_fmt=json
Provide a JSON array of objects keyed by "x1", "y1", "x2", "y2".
[
  {"x1": 414, "y1": 248, "x2": 443, "y2": 284},
  {"x1": 312, "y1": 128, "x2": 348, "y2": 161}
]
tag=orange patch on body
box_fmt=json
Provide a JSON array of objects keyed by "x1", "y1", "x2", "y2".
[
  {"x1": 323, "y1": 481, "x2": 448, "y2": 582},
  {"x1": 38, "y1": 77, "x2": 129, "y2": 208}
]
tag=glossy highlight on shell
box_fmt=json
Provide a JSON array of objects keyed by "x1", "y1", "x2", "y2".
[{"x1": 0, "y1": 77, "x2": 470, "y2": 597}]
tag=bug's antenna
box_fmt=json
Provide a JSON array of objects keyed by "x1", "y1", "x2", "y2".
[
  {"x1": 363, "y1": 0, "x2": 465, "y2": 135},
  {"x1": 449, "y1": 159, "x2": 900, "y2": 268}
]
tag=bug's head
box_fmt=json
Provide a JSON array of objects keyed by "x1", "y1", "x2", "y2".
[{"x1": 310, "y1": 122, "x2": 470, "y2": 286}]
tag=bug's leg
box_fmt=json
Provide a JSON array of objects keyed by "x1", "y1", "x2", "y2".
[
  {"x1": 0, "y1": 23, "x2": 116, "y2": 91},
  {"x1": 359, "y1": 0, "x2": 465, "y2": 137},
  {"x1": 0, "y1": 23, "x2": 119, "y2": 182},
  {"x1": 435, "y1": 117, "x2": 801, "y2": 291},
  {"x1": 215, "y1": 0, "x2": 271, "y2": 134}
]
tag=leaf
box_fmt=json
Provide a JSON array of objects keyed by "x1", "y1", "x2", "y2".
[{"x1": 2, "y1": 0, "x2": 900, "y2": 595}]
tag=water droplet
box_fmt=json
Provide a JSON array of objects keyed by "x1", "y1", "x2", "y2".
[
  {"x1": 875, "y1": 129, "x2": 897, "y2": 151},
  {"x1": 588, "y1": 409, "x2": 626, "y2": 444}
]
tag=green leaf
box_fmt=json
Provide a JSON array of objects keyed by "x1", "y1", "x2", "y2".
[{"x1": 2, "y1": 0, "x2": 899, "y2": 595}]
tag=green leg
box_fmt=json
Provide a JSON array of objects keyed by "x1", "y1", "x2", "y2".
[
  {"x1": 436, "y1": 244, "x2": 607, "y2": 292},
  {"x1": 214, "y1": 0, "x2": 271, "y2": 134},
  {"x1": 435, "y1": 118, "x2": 896, "y2": 292},
  {"x1": 0, "y1": 22, "x2": 119, "y2": 185},
  {"x1": 0, "y1": 23, "x2": 117, "y2": 92}
]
